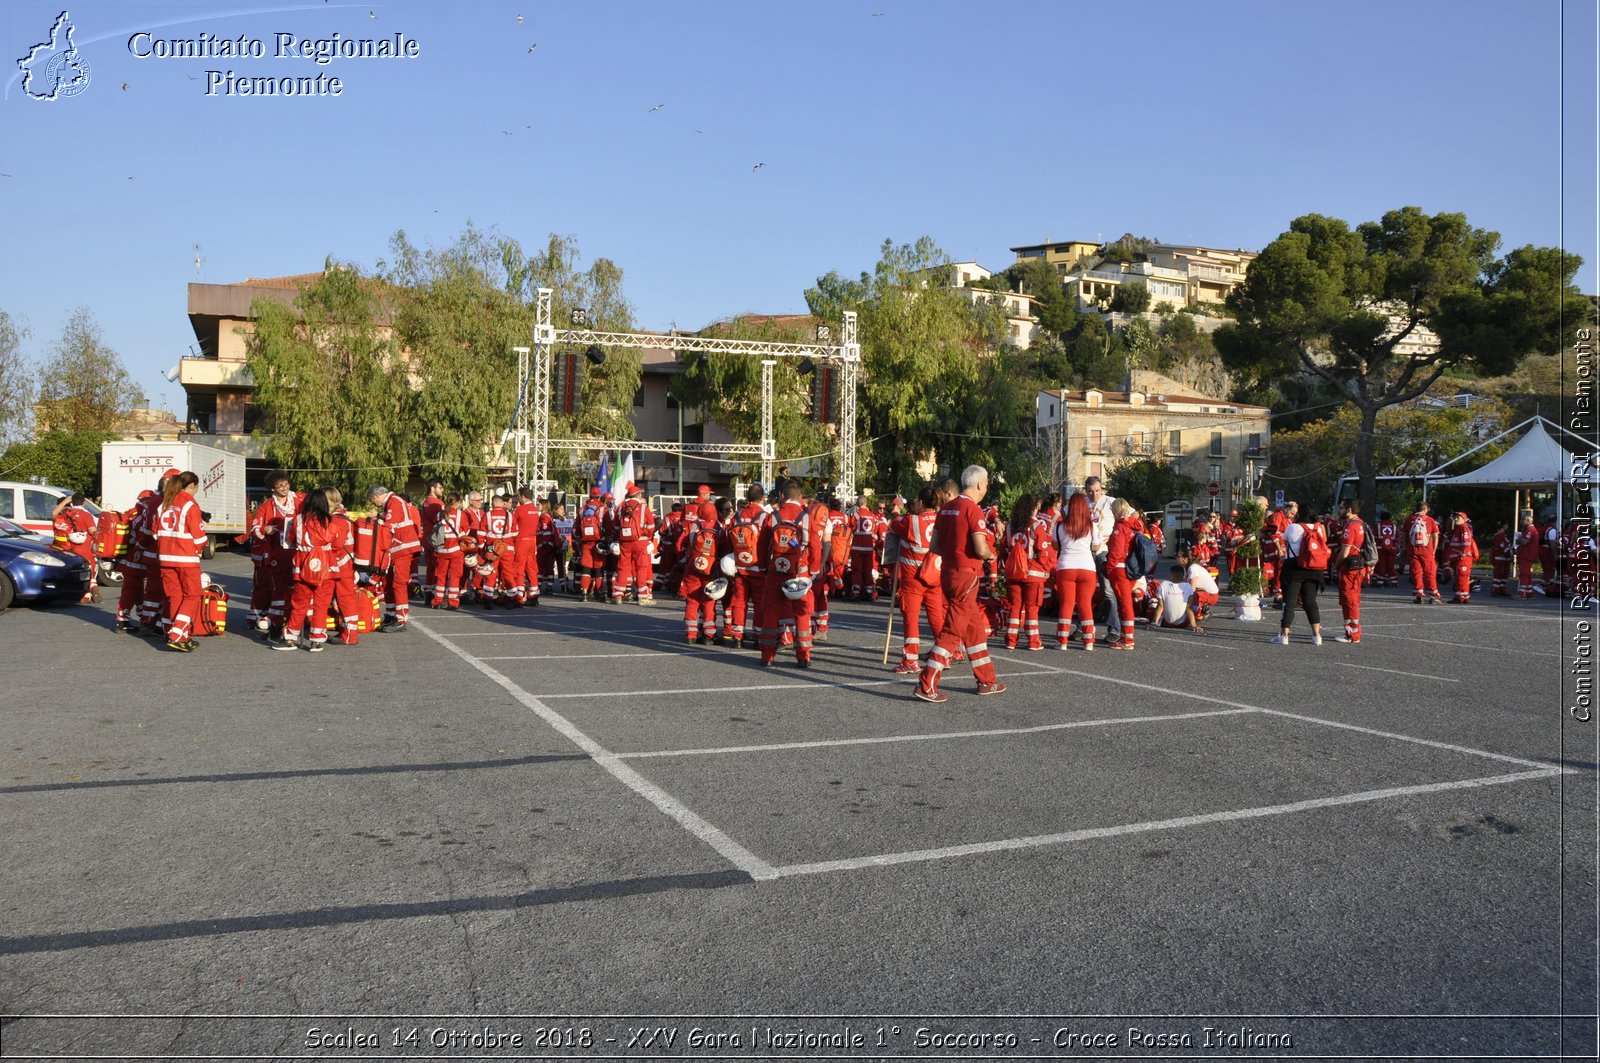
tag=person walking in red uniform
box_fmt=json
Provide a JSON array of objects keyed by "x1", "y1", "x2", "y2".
[
  {"x1": 847, "y1": 499, "x2": 882, "y2": 601},
  {"x1": 368, "y1": 484, "x2": 421, "y2": 630},
  {"x1": 506, "y1": 486, "x2": 545, "y2": 607},
  {"x1": 891, "y1": 488, "x2": 945, "y2": 673},
  {"x1": 1404, "y1": 501, "x2": 1442, "y2": 604},
  {"x1": 1488, "y1": 520, "x2": 1513, "y2": 596},
  {"x1": 727, "y1": 486, "x2": 768, "y2": 647},
  {"x1": 757, "y1": 482, "x2": 816, "y2": 666},
  {"x1": 1104, "y1": 499, "x2": 1146, "y2": 650},
  {"x1": 429, "y1": 495, "x2": 467, "y2": 610},
  {"x1": 271, "y1": 487, "x2": 338, "y2": 651},
  {"x1": 680, "y1": 500, "x2": 726, "y2": 645},
  {"x1": 154, "y1": 471, "x2": 208, "y2": 653},
  {"x1": 1262, "y1": 502, "x2": 1293, "y2": 605},
  {"x1": 417, "y1": 479, "x2": 445, "y2": 601},
  {"x1": 1445, "y1": 512, "x2": 1480, "y2": 603},
  {"x1": 1002, "y1": 495, "x2": 1047, "y2": 651},
  {"x1": 612, "y1": 482, "x2": 656, "y2": 604},
  {"x1": 1333, "y1": 498, "x2": 1369, "y2": 643},
  {"x1": 1514, "y1": 509, "x2": 1541, "y2": 599},
  {"x1": 112, "y1": 489, "x2": 156, "y2": 633},
  {"x1": 915, "y1": 465, "x2": 1003, "y2": 702}
]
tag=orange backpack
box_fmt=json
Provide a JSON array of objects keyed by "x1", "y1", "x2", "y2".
[
  {"x1": 731, "y1": 517, "x2": 761, "y2": 566},
  {"x1": 688, "y1": 526, "x2": 719, "y2": 575}
]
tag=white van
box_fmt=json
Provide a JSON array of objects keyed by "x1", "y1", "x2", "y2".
[{"x1": 0, "y1": 481, "x2": 101, "y2": 538}]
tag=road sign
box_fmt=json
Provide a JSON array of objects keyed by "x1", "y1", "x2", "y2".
[
  {"x1": 1207, "y1": 481, "x2": 1221, "y2": 498},
  {"x1": 1275, "y1": 489, "x2": 1286, "y2": 507}
]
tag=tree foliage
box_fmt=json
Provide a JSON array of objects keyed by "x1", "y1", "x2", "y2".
[
  {"x1": 34, "y1": 308, "x2": 137, "y2": 434},
  {"x1": 0, "y1": 429, "x2": 116, "y2": 495},
  {"x1": 0, "y1": 309, "x2": 33, "y2": 445},
  {"x1": 1110, "y1": 284, "x2": 1151, "y2": 314},
  {"x1": 1106, "y1": 458, "x2": 1199, "y2": 512},
  {"x1": 1216, "y1": 207, "x2": 1581, "y2": 521}
]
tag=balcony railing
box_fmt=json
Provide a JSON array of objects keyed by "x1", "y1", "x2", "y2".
[
  {"x1": 1082, "y1": 442, "x2": 1106, "y2": 455},
  {"x1": 1245, "y1": 445, "x2": 1264, "y2": 457},
  {"x1": 1125, "y1": 440, "x2": 1154, "y2": 456}
]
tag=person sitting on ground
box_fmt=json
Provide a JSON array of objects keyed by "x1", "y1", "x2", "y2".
[
  {"x1": 1155, "y1": 564, "x2": 1204, "y2": 633},
  {"x1": 1181, "y1": 548, "x2": 1220, "y2": 623}
]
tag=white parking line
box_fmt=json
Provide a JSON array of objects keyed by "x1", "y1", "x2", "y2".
[
  {"x1": 477, "y1": 651, "x2": 676, "y2": 661},
  {"x1": 410, "y1": 617, "x2": 779, "y2": 881},
  {"x1": 618, "y1": 707, "x2": 1258, "y2": 760},
  {"x1": 1362, "y1": 632, "x2": 1560, "y2": 657},
  {"x1": 533, "y1": 667, "x2": 1054, "y2": 700},
  {"x1": 771, "y1": 768, "x2": 1565, "y2": 878},
  {"x1": 1337, "y1": 662, "x2": 1460, "y2": 683}
]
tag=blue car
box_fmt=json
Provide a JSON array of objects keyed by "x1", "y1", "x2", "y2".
[{"x1": 0, "y1": 515, "x2": 93, "y2": 611}]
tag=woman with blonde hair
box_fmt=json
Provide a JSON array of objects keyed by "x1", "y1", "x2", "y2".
[{"x1": 1103, "y1": 497, "x2": 1146, "y2": 650}]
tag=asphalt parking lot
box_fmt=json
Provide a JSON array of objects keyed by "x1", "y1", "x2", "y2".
[{"x1": 1, "y1": 551, "x2": 1595, "y2": 1059}]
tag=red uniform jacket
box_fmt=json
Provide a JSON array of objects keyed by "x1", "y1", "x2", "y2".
[{"x1": 155, "y1": 490, "x2": 208, "y2": 566}]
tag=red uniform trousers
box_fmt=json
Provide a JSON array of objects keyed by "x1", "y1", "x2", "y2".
[
  {"x1": 1193, "y1": 588, "x2": 1219, "y2": 616},
  {"x1": 1410, "y1": 552, "x2": 1439, "y2": 599},
  {"x1": 329, "y1": 567, "x2": 363, "y2": 644},
  {"x1": 249, "y1": 557, "x2": 274, "y2": 621},
  {"x1": 140, "y1": 565, "x2": 167, "y2": 628},
  {"x1": 1005, "y1": 579, "x2": 1043, "y2": 649},
  {"x1": 1452, "y1": 557, "x2": 1474, "y2": 602},
  {"x1": 1491, "y1": 558, "x2": 1511, "y2": 595},
  {"x1": 430, "y1": 552, "x2": 464, "y2": 607},
  {"x1": 1338, "y1": 567, "x2": 1364, "y2": 642},
  {"x1": 758, "y1": 573, "x2": 813, "y2": 663},
  {"x1": 420, "y1": 545, "x2": 439, "y2": 596},
  {"x1": 577, "y1": 543, "x2": 604, "y2": 594},
  {"x1": 117, "y1": 562, "x2": 148, "y2": 624},
  {"x1": 286, "y1": 576, "x2": 336, "y2": 646},
  {"x1": 681, "y1": 572, "x2": 718, "y2": 641},
  {"x1": 898, "y1": 578, "x2": 947, "y2": 667},
  {"x1": 265, "y1": 551, "x2": 296, "y2": 625},
  {"x1": 1109, "y1": 568, "x2": 1137, "y2": 646},
  {"x1": 1053, "y1": 569, "x2": 1097, "y2": 648},
  {"x1": 1261, "y1": 557, "x2": 1280, "y2": 600},
  {"x1": 921, "y1": 568, "x2": 996, "y2": 689},
  {"x1": 1542, "y1": 553, "x2": 1561, "y2": 597},
  {"x1": 159, "y1": 565, "x2": 203, "y2": 644},
  {"x1": 728, "y1": 572, "x2": 764, "y2": 641},
  {"x1": 1516, "y1": 556, "x2": 1537, "y2": 598},
  {"x1": 614, "y1": 542, "x2": 653, "y2": 602},
  {"x1": 1375, "y1": 549, "x2": 1398, "y2": 586},
  {"x1": 848, "y1": 548, "x2": 876, "y2": 599},
  {"x1": 811, "y1": 577, "x2": 831, "y2": 635},
  {"x1": 385, "y1": 551, "x2": 418, "y2": 621},
  {"x1": 506, "y1": 539, "x2": 541, "y2": 602}
]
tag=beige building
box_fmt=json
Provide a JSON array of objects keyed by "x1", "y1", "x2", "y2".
[
  {"x1": 1036, "y1": 370, "x2": 1270, "y2": 511},
  {"x1": 1143, "y1": 244, "x2": 1258, "y2": 305},
  {"x1": 1009, "y1": 239, "x2": 1102, "y2": 275},
  {"x1": 945, "y1": 261, "x2": 1042, "y2": 348}
]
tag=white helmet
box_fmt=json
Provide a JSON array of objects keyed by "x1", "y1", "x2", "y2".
[
  {"x1": 608, "y1": 541, "x2": 622, "y2": 556},
  {"x1": 703, "y1": 576, "x2": 730, "y2": 601},
  {"x1": 781, "y1": 577, "x2": 813, "y2": 601},
  {"x1": 719, "y1": 554, "x2": 738, "y2": 577}
]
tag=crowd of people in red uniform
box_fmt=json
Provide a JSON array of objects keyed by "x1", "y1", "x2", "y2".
[{"x1": 74, "y1": 464, "x2": 1596, "y2": 674}]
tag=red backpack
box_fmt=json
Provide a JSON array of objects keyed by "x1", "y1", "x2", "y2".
[
  {"x1": 730, "y1": 517, "x2": 761, "y2": 566},
  {"x1": 688, "y1": 526, "x2": 719, "y2": 575},
  {"x1": 1297, "y1": 521, "x2": 1331, "y2": 570},
  {"x1": 194, "y1": 585, "x2": 228, "y2": 636},
  {"x1": 1004, "y1": 529, "x2": 1032, "y2": 583},
  {"x1": 618, "y1": 500, "x2": 643, "y2": 542}
]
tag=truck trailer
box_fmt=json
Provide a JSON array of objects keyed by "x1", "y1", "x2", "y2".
[{"x1": 100, "y1": 440, "x2": 247, "y2": 558}]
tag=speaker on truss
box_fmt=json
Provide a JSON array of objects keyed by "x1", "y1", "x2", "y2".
[
  {"x1": 553, "y1": 351, "x2": 582, "y2": 415},
  {"x1": 809, "y1": 365, "x2": 837, "y2": 423}
]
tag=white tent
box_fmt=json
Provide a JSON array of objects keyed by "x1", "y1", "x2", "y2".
[
  {"x1": 1425, "y1": 415, "x2": 1598, "y2": 532},
  {"x1": 1430, "y1": 416, "x2": 1594, "y2": 488}
]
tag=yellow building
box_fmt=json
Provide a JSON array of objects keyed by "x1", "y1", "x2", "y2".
[
  {"x1": 1009, "y1": 239, "x2": 1102, "y2": 275},
  {"x1": 1035, "y1": 371, "x2": 1270, "y2": 511}
]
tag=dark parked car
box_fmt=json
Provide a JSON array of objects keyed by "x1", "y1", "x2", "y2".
[{"x1": 0, "y1": 515, "x2": 93, "y2": 612}]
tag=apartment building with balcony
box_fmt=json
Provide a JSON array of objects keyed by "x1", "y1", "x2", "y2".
[
  {"x1": 1064, "y1": 259, "x2": 1192, "y2": 312},
  {"x1": 1009, "y1": 240, "x2": 1102, "y2": 275},
  {"x1": 1141, "y1": 244, "x2": 1258, "y2": 305},
  {"x1": 1035, "y1": 370, "x2": 1270, "y2": 510}
]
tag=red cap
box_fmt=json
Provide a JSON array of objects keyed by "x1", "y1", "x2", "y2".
[
  {"x1": 602, "y1": 491, "x2": 614, "y2": 502},
  {"x1": 589, "y1": 486, "x2": 602, "y2": 498},
  {"x1": 160, "y1": 468, "x2": 182, "y2": 480},
  {"x1": 625, "y1": 481, "x2": 640, "y2": 495},
  {"x1": 697, "y1": 484, "x2": 712, "y2": 497}
]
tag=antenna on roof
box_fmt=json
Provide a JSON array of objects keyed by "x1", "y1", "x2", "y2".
[{"x1": 193, "y1": 242, "x2": 205, "y2": 279}]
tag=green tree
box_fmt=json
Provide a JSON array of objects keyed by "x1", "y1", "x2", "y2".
[
  {"x1": 0, "y1": 429, "x2": 116, "y2": 495},
  {"x1": 0, "y1": 310, "x2": 32, "y2": 445},
  {"x1": 246, "y1": 261, "x2": 414, "y2": 497},
  {"x1": 1105, "y1": 233, "x2": 1160, "y2": 264},
  {"x1": 805, "y1": 237, "x2": 1005, "y2": 495},
  {"x1": 1110, "y1": 284, "x2": 1151, "y2": 314},
  {"x1": 1106, "y1": 458, "x2": 1198, "y2": 512},
  {"x1": 34, "y1": 308, "x2": 137, "y2": 434},
  {"x1": 1121, "y1": 316, "x2": 1157, "y2": 368},
  {"x1": 1217, "y1": 207, "x2": 1581, "y2": 522},
  {"x1": 673, "y1": 314, "x2": 832, "y2": 484},
  {"x1": 1007, "y1": 258, "x2": 1078, "y2": 339}
]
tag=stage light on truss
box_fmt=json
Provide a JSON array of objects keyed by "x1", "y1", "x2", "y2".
[
  {"x1": 815, "y1": 325, "x2": 831, "y2": 343},
  {"x1": 797, "y1": 358, "x2": 816, "y2": 375},
  {"x1": 570, "y1": 307, "x2": 589, "y2": 326}
]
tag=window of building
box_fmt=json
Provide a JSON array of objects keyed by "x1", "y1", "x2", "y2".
[
  {"x1": 243, "y1": 396, "x2": 275, "y2": 434},
  {"x1": 1209, "y1": 464, "x2": 1223, "y2": 485},
  {"x1": 632, "y1": 387, "x2": 645, "y2": 409},
  {"x1": 1089, "y1": 461, "x2": 1103, "y2": 479},
  {"x1": 1087, "y1": 428, "x2": 1103, "y2": 453},
  {"x1": 1168, "y1": 429, "x2": 1182, "y2": 454},
  {"x1": 186, "y1": 393, "x2": 217, "y2": 434},
  {"x1": 1210, "y1": 431, "x2": 1224, "y2": 456},
  {"x1": 1247, "y1": 432, "x2": 1262, "y2": 454}
]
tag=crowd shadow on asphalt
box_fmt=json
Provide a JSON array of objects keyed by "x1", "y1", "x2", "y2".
[
  {"x1": 0, "y1": 752, "x2": 590, "y2": 796},
  {"x1": 0, "y1": 869, "x2": 753, "y2": 956}
]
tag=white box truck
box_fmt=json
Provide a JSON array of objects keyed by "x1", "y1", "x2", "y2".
[{"x1": 100, "y1": 440, "x2": 247, "y2": 557}]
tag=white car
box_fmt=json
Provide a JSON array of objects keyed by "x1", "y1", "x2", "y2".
[{"x1": 0, "y1": 482, "x2": 119, "y2": 584}]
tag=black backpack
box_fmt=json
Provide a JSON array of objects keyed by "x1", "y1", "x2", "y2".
[{"x1": 1125, "y1": 532, "x2": 1159, "y2": 580}]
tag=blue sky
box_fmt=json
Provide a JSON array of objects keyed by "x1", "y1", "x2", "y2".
[{"x1": 2, "y1": 0, "x2": 1595, "y2": 416}]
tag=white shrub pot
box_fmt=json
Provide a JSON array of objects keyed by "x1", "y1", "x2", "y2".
[{"x1": 1234, "y1": 593, "x2": 1263, "y2": 622}]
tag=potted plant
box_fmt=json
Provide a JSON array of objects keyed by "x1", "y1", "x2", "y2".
[{"x1": 1231, "y1": 497, "x2": 1265, "y2": 621}]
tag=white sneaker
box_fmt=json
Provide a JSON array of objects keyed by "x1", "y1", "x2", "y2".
[
  {"x1": 1271, "y1": 634, "x2": 1290, "y2": 645},
  {"x1": 1335, "y1": 635, "x2": 1357, "y2": 643},
  {"x1": 1312, "y1": 634, "x2": 1323, "y2": 646}
]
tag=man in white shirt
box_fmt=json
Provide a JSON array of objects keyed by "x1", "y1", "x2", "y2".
[{"x1": 1084, "y1": 476, "x2": 1121, "y2": 639}]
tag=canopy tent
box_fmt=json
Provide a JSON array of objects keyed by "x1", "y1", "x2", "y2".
[
  {"x1": 1429, "y1": 416, "x2": 1595, "y2": 488},
  {"x1": 1424, "y1": 415, "x2": 1598, "y2": 533}
]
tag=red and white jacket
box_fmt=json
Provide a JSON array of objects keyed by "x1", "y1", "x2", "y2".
[
  {"x1": 893, "y1": 510, "x2": 935, "y2": 585},
  {"x1": 615, "y1": 497, "x2": 655, "y2": 545},
  {"x1": 433, "y1": 509, "x2": 466, "y2": 555},
  {"x1": 376, "y1": 493, "x2": 421, "y2": 559},
  {"x1": 481, "y1": 506, "x2": 515, "y2": 558},
  {"x1": 251, "y1": 494, "x2": 301, "y2": 562},
  {"x1": 850, "y1": 511, "x2": 881, "y2": 557},
  {"x1": 155, "y1": 490, "x2": 208, "y2": 566},
  {"x1": 52, "y1": 506, "x2": 95, "y2": 555},
  {"x1": 328, "y1": 513, "x2": 356, "y2": 575},
  {"x1": 514, "y1": 501, "x2": 546, "y2": 545},
  {"x1": 283, "y1": 512, "x2": 337, "y2": 582}
]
